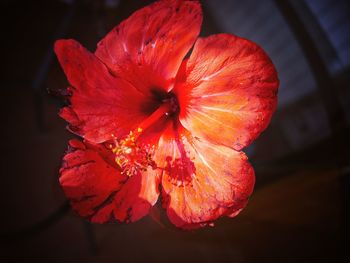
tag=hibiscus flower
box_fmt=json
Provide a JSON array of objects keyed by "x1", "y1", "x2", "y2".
[{"x1": 55, "y1": 0, "x2": 278, "y2": 229}]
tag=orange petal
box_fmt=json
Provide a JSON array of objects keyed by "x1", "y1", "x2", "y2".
[
  {"x1": 175, "y1": 34, "x2": 279, "y2": 150},
  {"x1": 55, "y1": 39, "x2": 152, "y2": 143},
  {"x1": 95, "y1": 0, "x2": 202, "y2": 93},
  {"x1": 155, "y1": 127, "x2": 255, "y2": 229},
  {"x1": 59, "y1": 139, "x2": 160, "y2": 223}
]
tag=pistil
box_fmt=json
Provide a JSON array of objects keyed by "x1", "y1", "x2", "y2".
[
  {"x1": 111, "y1": 98, "x2": 178, "y2": 177},
  {"x1": 137, "y1": 97, "x2": 178, "y2": 135}
]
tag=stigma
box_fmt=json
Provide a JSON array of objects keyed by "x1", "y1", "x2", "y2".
[{"x1": 111, "y1": 128, "x2": 156, "y2": 177}]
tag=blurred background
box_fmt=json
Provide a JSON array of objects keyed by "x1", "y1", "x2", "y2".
[{"x1": 1, "y1": 0, "x2": 349, "y2": 262}]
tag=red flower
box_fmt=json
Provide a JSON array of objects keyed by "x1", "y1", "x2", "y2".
[{"x1": 55, "y1": 0, "x2": 278, "y2": 229}]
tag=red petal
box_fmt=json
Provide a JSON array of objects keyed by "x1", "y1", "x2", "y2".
[
  {"x1": 59, "y1": 139, "x2": 160, "y2": 223},
  {"x1": 55, "y1": 39, "x2": 152, "y2": 143},
  {"x1": 175, "y1": 34, "x2": 279, "y2": 150},
  {"x1": 155, "y1": 128, "x2": 255, "y2": 229},
  {"x1": 95, "y1": 0, "x2": 202, "y2": 93}
]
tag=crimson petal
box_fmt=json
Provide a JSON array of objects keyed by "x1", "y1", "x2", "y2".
[
  {"x1": 95, "y1": 0, "x2": 202, "y2": 93},
  {"x1": 59, "y1": 139, "x2": 160, "y2": 223},
  {"x1": 175, "y1": 34, "x2": 279, "y2": 151},
  {"x1": 55, "y1": 39, "x2": 152, "y2": 143},
  {"x1": 154, "y1": 127, "x2": 255, "y2": 229}
]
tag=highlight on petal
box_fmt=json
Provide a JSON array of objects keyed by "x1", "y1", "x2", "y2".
[
  {"x1": 59, "y1": 139, "x2": 159, "y2": 223},
  {"x1": 55, "y1": 39, "x2": 153, "y2": 143},
  {"x1": 95, "y1": 0, "x2": 202, "y2": 93},
  {"x1": 155, "y1": 127, "x2": 255, "y2": 229},
  {"x1": 175, "y1": 34, "x2": 279, "y2": 151}
]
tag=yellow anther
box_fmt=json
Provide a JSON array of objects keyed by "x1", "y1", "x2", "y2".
[
  {"x1": 124, "y1": 147, "x2": 132, "y2": 154},
  {"x1": 110, "y1": 129, "x2": 156, "y2": 177}
]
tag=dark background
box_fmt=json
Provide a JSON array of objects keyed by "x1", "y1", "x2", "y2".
[{"x1": 1, "y1": 0, "x2": 350, "y2": 262}]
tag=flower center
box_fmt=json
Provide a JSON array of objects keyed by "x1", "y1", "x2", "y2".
[
  {"x1": 111, "y1": 95, "x2": 179, "y2": 177},
  {"x1": 140, "y1": 95, "x2": 179, "y2": 131}
]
